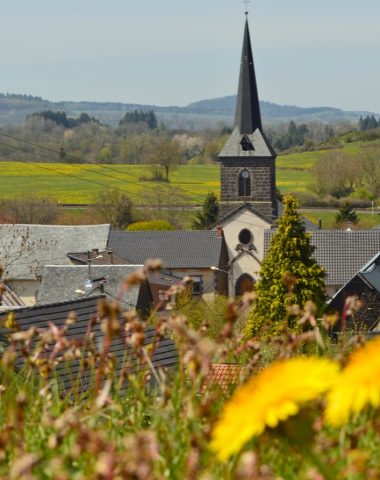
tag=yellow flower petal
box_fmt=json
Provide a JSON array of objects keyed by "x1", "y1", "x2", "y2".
[
  {"x1": 326, "y1": 337, "x2": 380, "y2": 426},
  {"x1": 211, "y1": 357, "x2": 339, "y2": 461}
]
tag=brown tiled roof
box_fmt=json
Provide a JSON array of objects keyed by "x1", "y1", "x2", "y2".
[
  {"x1": 67, "y1": 250, "x2": 130, "y2": 265},
  {"x1": 206, "y1": 363, "x2": 244, "y2": 392}
]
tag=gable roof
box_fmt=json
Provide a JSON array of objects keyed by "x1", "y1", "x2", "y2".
[
  {"x1": 0, "y1": 295, "x2": 177, "y2": 391},
  {"x1": 38, "y1": 264, "x2": 143, "y2": 307},
  {"x1": 0, "y1": 224, "x2": 111, "y2": 280},
  {"x1": 330, "y1": 252, "x2": 380, "y2": 303},
  {"x1": 216, "y1": 201, "x2": 317, "y2": 230},
  {"x1": 264, "y1": 229, "x2": 380, "y2": 286},
  {"x1": 107, "y1": 230, "x2": 226, "y2": 269},
  {"x1": 216, "y1": 202, "x2": 273, "y2": 227},
  {"x1": 359, "y1": 252, "x2": 380, "y2": 293},
  {"x1": 219, "y1": 126, "x2": 275, "y2": 158}
]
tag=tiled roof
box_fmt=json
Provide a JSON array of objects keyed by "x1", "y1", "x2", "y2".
[
  {"x1": 108, "y1": 230, "x2": 226, "y2": 269},
  {"x1": 38, "y1": 265, "x2": 144, "y2": 308},
  {"x1": 67, "y1": 250, "x2": 130, "y2": 265},
  {"x1": 0, "y1": 283, "x2": 25, "y2": 308},
  {"x1": 0, "y1": 296, "x2": 177, "y2": 392},
  {"x1": 0, "y1": 224, "x2": 111, "y2": 280},
  {"x1": 205, "y1": 364, "x2": 244, "y2": 392},
  {"x1": 147, "y1": 271, "x2": 182, "y2": 287},
  {"x1": 264, "y1": 229, "x2": 380, "y2": 286}
]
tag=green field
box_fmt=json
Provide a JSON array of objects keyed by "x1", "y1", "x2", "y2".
[
  {"x1": 0, "y1": 144, "x2": 366, "y2": 203},
  {"x1": 302, "y1": 210, "x2": 380, "y2": 229}
]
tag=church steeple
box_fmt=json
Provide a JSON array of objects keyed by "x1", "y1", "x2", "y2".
[
  {"x1": 234, "y1": 17, "x2": 263, "y2": 134},
  {"x1": 218, "y1": 15, "x2": 278, "y2": 221}
]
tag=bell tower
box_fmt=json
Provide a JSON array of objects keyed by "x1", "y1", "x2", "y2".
[{"x1": 219, "y1": 15, "x2": 277, "y2": 221}]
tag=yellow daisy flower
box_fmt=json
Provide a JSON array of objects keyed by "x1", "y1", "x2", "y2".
[
  {"x1": 210, "y1": 357, "x2": 339, "y2": 461},
  {"x1": 326, "y1": 337, "x2": 380, "y2": 426}
]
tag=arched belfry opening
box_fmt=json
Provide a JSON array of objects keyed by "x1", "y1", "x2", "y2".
[
  {"x1": 238, "y1": 169, "x2": 251, "y2": 197},
  {"x1": 235, "y1": 273, "x2": 255, "y2": 296}
]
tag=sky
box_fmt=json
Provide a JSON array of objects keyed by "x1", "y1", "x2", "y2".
[{"x1": 0, "y1": 0, "x2": 379, "y2": 112}]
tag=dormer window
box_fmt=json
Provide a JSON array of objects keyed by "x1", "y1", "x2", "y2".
[
  {"x1": 240, "y1": 135, "x2": 254, "y2": 152},
  {"x1": 238, "y1": 169, "x2": 251, "y2": 197}
]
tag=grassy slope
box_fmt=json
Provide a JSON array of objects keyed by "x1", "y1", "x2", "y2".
[{"x1": 0, "y1": 137, "x2": 376, "y2": 203}]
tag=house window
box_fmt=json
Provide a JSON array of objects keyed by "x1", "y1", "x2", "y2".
[
  {"x1": 191, "y1": 276, "x2": 202, "y2": 296},
  {"x1": 238, "y1": 169, "x2": 251, "y2": 197}
]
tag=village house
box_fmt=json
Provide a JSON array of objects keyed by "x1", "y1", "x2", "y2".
[{"x1": 329, "y1": 252, "x2": 380, "y2": 333}]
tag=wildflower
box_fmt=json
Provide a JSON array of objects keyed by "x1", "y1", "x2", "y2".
[
  {"x1": 210, "y1": 357, "x2": 338, "y2": 461},
  {"x1": 325, "y1": 337, "x2": 380, "y2": 426}
]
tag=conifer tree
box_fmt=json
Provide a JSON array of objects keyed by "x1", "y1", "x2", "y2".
[
  {"x1": 335, "y1": 202, "x2": 358, "y2": 226},
  {"x1": 245, "y1": 195, "x2": 326, "y2": 337},
  {"x1": 192, "y1": 192, "x2": 219, "y2": 229}
]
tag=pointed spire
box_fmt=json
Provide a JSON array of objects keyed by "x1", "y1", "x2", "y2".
[{"x1": 234, "y1": 17, "x2": 263, "y2": 134}]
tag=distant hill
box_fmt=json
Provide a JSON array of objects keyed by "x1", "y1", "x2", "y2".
[{"x1": 0, "y1": 93, "x2": 377, "y2": 130}]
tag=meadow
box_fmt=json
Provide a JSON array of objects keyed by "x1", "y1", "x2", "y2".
[
  {"x1": 0, "y1": 142, "x2": 372, "y2": 207},
  {"x1": 0, "y1": 149, "x2": 326, "y2": 204}
]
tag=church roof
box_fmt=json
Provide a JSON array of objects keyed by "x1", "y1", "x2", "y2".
[
  {"x1": 219, "y1": 16, "x2": 275, "y2": 159},
  {"x1": 234, "y1": 18, "x2": 262, "y2": 134},
  {"x1": 219, "y1": 126, "x2": 276, "y2": 158}
]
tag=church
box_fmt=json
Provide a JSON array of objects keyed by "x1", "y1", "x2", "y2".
[
  {"x1": 215, "y1": 14, "x2": 380, "y2": 300},
  {"x1": 215, "y1": 14, "x2": 280, "y2": 296}
]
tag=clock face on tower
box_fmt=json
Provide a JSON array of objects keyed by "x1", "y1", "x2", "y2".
[{"x1": 242, "y1": 170, "x2": 249, "y2": 179}]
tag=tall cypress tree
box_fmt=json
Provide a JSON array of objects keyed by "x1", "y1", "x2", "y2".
[{"x1": 245, "y1": 195, "x2": 326, "y2": 337}]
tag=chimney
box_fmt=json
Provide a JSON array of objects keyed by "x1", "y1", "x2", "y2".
[
  {"x1": 107, "y1": 249, "x2": 114, "y2": 264},
  {"x1": 216, "y1": 225, "x2": 224, "y2": 238}
]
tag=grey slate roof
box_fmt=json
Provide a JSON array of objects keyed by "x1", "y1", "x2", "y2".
[
  {"x1": 0, "y1": 224, "x2": 111, "y2": 280},
  {"x1": 0, "y1": 295, "x2": 178, "y2": 392},
  {"x1": 357, "y1": 252, "x2": 380, "y2": 293},
  {"x1": 234, "y1": 18, "x2": 262, "y2": 134},
  {"x1": 38, "y1": 265, "x2": 143, "y2": 308},
  {"x1": 264, "y1": 229, "x2": 380, "y2": 286},
  {"x1": 219, "y1": 126, "x2": 275, "y2": 158},
  {"x1": 219, "y1": 18, "x2": 275, "y2": 160},
  {"x1": 108, "y1": 230, "x2": 226, "y2": 269}
]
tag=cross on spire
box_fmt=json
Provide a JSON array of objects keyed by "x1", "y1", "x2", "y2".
[{"x1": 243, "y1": 0, "x2": 250, "y2": 15}]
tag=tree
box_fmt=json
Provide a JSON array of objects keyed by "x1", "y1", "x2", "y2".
[
  {"x1": 119, "y1": 110, "x2": 157, "y2": 130},
  {"x1": 335, "y1": 202, "x2": 358, "y2": 226},
  {"x1": 0, "y1": 195, "x2": 59, "y2": 224},
  {"x1": 192, "y1": 193, "x2": 219, "y2": 229},
  {"x1": 312, "y1": 151, "x2": 362, "y2": 198},
  {"x1": 150, "y1": 140, "x2": 181, "y2": 182},
  {"x1": 245, "y1": 195, "x2": 326, "y2": 337},
  {"x1": 93, "y1": 190, "x2": 134, "y2": 229},
  {"x1": 127, "y1": 220, "x2": 175, "y2": 231}
]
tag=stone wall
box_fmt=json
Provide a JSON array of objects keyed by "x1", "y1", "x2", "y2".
[{"x1": 220, "y1": 157, "x2": 277, "y2": 219}]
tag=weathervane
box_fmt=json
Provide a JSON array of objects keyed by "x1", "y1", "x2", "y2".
[{"x1": 243, "y1": 0, "x2": 250, "y2": 15}]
